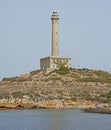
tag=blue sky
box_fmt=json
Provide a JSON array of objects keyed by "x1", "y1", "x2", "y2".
[{"x1": 0, "y1": 0, "x2": 111, "y2": 80}]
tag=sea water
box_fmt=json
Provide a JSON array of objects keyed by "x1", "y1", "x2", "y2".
[{"x1": 0, "y1": 109, "x2": 111, "y2": 130}]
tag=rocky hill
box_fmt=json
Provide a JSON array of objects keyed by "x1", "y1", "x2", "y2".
[{"x1": 0, "y1": 68, "x2": 111, "y2": 109}]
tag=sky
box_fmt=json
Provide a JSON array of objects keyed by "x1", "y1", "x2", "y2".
[{"x1": 0, "y1": 0, "x2": 111, "y2": 80}]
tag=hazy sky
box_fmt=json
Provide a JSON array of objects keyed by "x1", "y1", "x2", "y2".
[{"x1": 0, "y1": 0, "x2": 111, "y2": 80}]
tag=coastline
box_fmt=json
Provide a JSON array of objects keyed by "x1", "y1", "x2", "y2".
[
  {"x1": 0, "y1": 100, "x2": 111, "y2": 115},
  {"x1": 0, "y1": 100, "x2": 97, "y2": 110},
  {"x1": 0, "y1": 101, "x2": 111, "y2": 115}
]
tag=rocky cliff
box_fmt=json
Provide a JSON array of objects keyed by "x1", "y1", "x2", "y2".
[{"x1": 0, "y1": 68, "x2": 111, "y2": 109}]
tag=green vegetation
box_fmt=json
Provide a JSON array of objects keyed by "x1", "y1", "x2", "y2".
[
  {"x1": 2, "y1": 68, "x2": 111, "y2": 84},
  {"x1": 107, "y1": 90, "x2": 111, "y2": 99},
  {"x1": 2, "y1": 77, "x2": 11, "y2": 81},
  {"x1": 0, "y1": 93, "x2": 11, "y2": 99},
  {"x1": 30, "y1": 70, "x2": 40, "y2": 76},
  {"x1": 79, "y1": 77, "x2": 103, "y2": 83},
  {"x1": 93, "y1": 70, "x2": 111, "y2": 77},
  {"x1": 12, "y1": 91, "x2": 33, "y2": 98},
  {"x1": 49, "y1": 77, "x2": 61, "y2": 81},
  {"x1": 17, "y1": 78, "x2": 29, "y2": 82},
  {"x1": 2, "y1": 77, "x2": 31, "y2": 83},
  {"x1": 70, "y1": 73, "x2": 80, "y2": 81},
  {"x1": 54, "y1": 62, "x2": 70, "y2": 75},
  {"x1": 70, "y1": 68, "x2": 111, "y2": 84},
  {"x1": 12, "y1": 91, "x2": 24, "y2": 98},
  {"x1": 71, "y1": 73, "x2": 79, "y2": 78},
  {"x1": 45, "y1": 77, "x2": 61, "y2": 81},
  {"x1": 2, "y1": 77, "x2": 18, "y2": 82},
  {"x1": 55, "y1": 67, "x2": 70, "y2": 75}
]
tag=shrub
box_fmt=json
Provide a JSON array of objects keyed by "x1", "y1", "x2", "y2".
[
  {"x1": 50, "y1": 77, "x2": 61, "y2": 81},
  {"x1": 12, "y1": 91, "x2": 24, "y2": 98},
  {"x1": 107, "y1": 90, "x2": 111, "y2": 99},
  {"x1": 45, "y1": 77, "x2": 61, "y2": 81},
  {"x1": 55, "y1": 67, "x2": 70, "y2": 75},
  {"x1": 2, "y1": 77, "x2": 18, "y2": 82},
  {"x1": 30, "y1": 70, "x2": 40, "y2": 76}
]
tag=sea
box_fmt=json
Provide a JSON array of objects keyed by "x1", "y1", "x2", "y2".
[{"x1": 0, "y1": 109, "x2": 111, "y2": 130}]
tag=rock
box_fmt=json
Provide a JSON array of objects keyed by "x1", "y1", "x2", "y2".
[{"x1": 84, "y1": 107, "x2": 111, "y2": 114}]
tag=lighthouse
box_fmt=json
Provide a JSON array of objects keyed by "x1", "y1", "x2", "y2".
[
  {"x1": 51, "y1": 10, "x2": 59, "y2": 57},
  {"x1": 40, "y1": 11, "x2": 71, "y2": 72}
]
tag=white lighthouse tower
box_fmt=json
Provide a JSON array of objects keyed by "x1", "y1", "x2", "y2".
[
  {"x1": 40, "y1": 11, "x2": 71, "y2": 72},
  {"x1": 51, "y1": 10, "x2": 59, "y2": 57}
]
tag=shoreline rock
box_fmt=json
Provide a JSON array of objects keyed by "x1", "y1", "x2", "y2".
[
  {"x1": 0, "y1": 99, "x2": 97, "y2": 110},
  {"x1": 84, "y1": 107, "x2": 111, "y2": 114}
]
